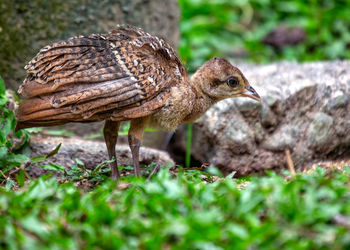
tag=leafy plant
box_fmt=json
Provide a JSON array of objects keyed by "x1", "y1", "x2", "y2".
[
  {"x1": 1, "y1": 167, "x2": 350, "y2": 249},
  {"x1": 179, "y1": 0, "x2": 350, "y2": 71},
  {"x1": 62, "y1": 158, "x2": 114, "y2": 183},
  {"x1": 0, "y1": 77, "x2": 63, "y2": 188},
  {"x1": 0, "y1": 76, "x2": 31, "y2": 184}
]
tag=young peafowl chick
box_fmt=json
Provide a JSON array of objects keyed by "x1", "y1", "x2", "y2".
[{"x1": 16, "y1": 24, "x2": 261, "y2": 179}]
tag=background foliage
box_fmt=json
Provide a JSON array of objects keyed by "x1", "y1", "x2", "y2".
[
  {"x1": 1, "y1": 168, "x2": 350, "y2": 249},
  {"x1": 179, "y1": 0, "x2": 350, "y2": 71},
  {"x1": 0, "y1": 77, "x2": 31, "y2": 186}
]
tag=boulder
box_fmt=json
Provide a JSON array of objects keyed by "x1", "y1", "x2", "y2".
[
  {"x1": 181, "y1": 61, "x2": 350, "y2": 175},
  {"x1": 28, "y1": 135, "x2": 175, "y2": 177},
  {"x1": 1, "y1": 0, "x2": 179, "y2": 90}
]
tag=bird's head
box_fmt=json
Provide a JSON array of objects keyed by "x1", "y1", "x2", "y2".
[{"x1": 192, "y1": 57, "x2": 261, "y2": 102}]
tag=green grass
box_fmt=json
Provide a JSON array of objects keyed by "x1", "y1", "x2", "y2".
[
  {"x1": 1, "y1": 168, "x2": 350, "y2": 249},
  {"x1": 185, "y1": 123, "x2": 193, "y2": 168},
  {"x1": 179, "y1": 0, "x2": 350, "y2": 72}
]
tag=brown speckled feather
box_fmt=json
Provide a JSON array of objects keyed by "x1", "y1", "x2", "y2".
[{"x1": 16, "y1": 24, "x2": 187, "y2": 129}]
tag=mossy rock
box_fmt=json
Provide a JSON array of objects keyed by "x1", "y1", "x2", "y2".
[{"x1": 0, "y1": 0, "x2": 179, "y2": 90}]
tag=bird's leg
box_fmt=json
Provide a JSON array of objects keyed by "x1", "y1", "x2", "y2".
[
  {"x1": 128, "y1": 135, "x2": 141, "y2": 177},
  {"x1": 128, "y1": 117, "x2": 149, "y2": 177},
  {"x1": 103, "y1": 120, "x2": 121, "y2": 180}
]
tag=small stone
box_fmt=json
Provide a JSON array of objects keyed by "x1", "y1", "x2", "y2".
[
  {"x1": 261, "y1": 104, "x2": 277, "y2": 128},
  {"x1": 234, "y1": 97, "x2": 262, "y2": 118},
  {"x1": 223, "y1": 118, "x2": 254, "y2": 153},
  {"x1": 263, "y1": 94, "x2": 284, "y2": 115},
  {"x1": 262, "y1": 125, "x2": 298, "y2": 151},
  {"x1": 335, "y1": 120, "x2": 350, "y2": 137},
  {"x1": 328, "y1": 90, "x2": 348, "y2": 110},
  {"x1": 307, "y1": 112, "x2": 334, "y2": 149},
  {"x1": 264, "y1": 95, "x2": 279, "y2": 107},
  {"x1": 287, "y1": 79, "x2": 315, "y2": 97},
  {"x1": 254, "y1": 122, "x2": 264, "y2": 143}
]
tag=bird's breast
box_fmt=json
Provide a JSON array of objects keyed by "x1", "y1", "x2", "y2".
[{"x1": 149, "y1": 86, "x2": 195, "y2": 131}]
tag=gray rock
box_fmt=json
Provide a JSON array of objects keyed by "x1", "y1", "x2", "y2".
[
  {"x1": 262, "y1": 125, "x2": 298, "y2": 151},
  {"x1": 223, "y1": 117, "x2": 254, "y2": 154},
  {"x1": 28, "y1": 135, "x2": 175, "y2": 177},
  {"x1": 264, "y1": 94, "x2": 280, "y2": 108},
  {"x1": 260, "y1": 104, "x2": 278, "y2": 128},
  {"x1": 234, "y1": 97, "x2": 262, "y2": 117},
  {"x1": 176, "y1": 61, "x2": 350, "y2": 175},
  {"x1": 307, "y1": 112, "x2": 334, "y2": 151},
  {"x1": 327, "y1": 90, "x2": 349, "y2": 110},
  {"x1": 2, "y1": 0, "x2": 179, "y2": 90}
]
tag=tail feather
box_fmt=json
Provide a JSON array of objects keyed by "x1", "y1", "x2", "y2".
[
  {"x1": 18, "y1": 79, "x2": 58, "y2": 98},
  {"x1": 15, "y1": 94, "x2": 111, "y2": 132},
  {"x1": 16, "y1": 95, "x2": 72, "y2": 131},
  {"x1": 17, "y1": 96, "x2": 52, "y2": 116},
  {"x1": 15, "y1": 120, "x2": 67, "y2": 132}
]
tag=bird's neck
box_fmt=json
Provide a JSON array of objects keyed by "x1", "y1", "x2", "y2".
[{"x1": 180, "y1": 74, "x2": 216, "y2": 124}]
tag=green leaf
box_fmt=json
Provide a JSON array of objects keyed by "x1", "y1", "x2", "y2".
[
  {"x1": 0, "y1": 94, "x2": 7, "y2": 106},
  {"x1": 16, "y1": 169, "x2": 25, "y2": 187},
  {"x1": 46, "y1": 143, "x2": 61, "y2": 158},
  {"x1": 186, "y1": 123, "x2": 193, "y2": 168},
  {"x1": 19, "y1": 216, "x2": 49, "y2": 238},
  {"x1": 144, "y1": 127, "x2": 158, "y2": 132},
  {"x1": 92, "y1": 158, "x2": 114, "y2": 174},
  {"x1": 44, "y1": 129, "x2": 75, "y2": 137},
  {"x1": 74, "y1": 158, "x2": 84, "y2": 167},
  {"x1": 24, "y1": 127, "x2": 43, "y2": 133},
  {"x1": 86, "y1": 132, "x2": 103, "y2": 139},
  {"x1": 0, "y1": 146, "x2": 7, "y2": 159},
  {"x1": 0, "y1": 76, "x2": 5, "y2": 95},
  {"x1": 30, "y1": 143, "x2": 61, "y2": 163},
  {"x1": 39, "y1": 163, "x2": 65, "y2": 172},
  {"x1": 5, "y1": 153, "x2": 30, "y2": 165},
  {"x1": 5, "y1": 178, "x2": 16, "y2": 191},
  {"x1": 227, "y1": 223, "x2": 249, "y2": 239},
  {"x1": 207, "y1": 166, "x2": 224, "y2": 177},
  {"x1": 0, "y1": 117, "x2": 12, "y2": 143},
  {"x1": 30, "y1": 155, "x2": 47, "y2": 163}
]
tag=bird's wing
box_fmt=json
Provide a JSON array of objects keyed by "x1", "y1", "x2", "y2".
[{"x1": 17, "y1": 25, "x2": 187, "y2": 124}]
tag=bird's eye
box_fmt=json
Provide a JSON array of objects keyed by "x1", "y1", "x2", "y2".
[{"x1": 227, "y1": 77, "x2": 239, "y2": 88}]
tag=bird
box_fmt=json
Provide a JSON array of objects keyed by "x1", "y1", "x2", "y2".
[{"x1": 15, "y1": 24, "x2": 261, "y2": 180}]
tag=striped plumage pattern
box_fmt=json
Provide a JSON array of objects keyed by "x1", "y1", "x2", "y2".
[{"x1": 16, "y1": 24, "x2": 186, "y2": 130}]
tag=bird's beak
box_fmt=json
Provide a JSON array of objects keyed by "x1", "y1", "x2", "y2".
[{"x1": 241, "y1": 85, "x2": 261, "y2": 102}]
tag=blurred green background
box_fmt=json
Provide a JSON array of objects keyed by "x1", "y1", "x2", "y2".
[{"x1": 179, "y1": 0, "x2": 350, "y2": 72}]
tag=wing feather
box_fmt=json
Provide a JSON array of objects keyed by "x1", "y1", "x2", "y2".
[
  {"x1": 51, "y1": 77, "x2": 135, "y2": 108},
  {"x1": 16, "y1": 25, "x2": 187, "y2": 129},
  {"x1": 78, "y1": 90, "x2": 141, "y2": 119}
]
